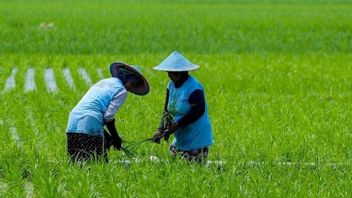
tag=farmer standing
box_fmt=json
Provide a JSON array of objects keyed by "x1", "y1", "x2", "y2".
[
  {"x1": 152, "y1": 51, "x2": 213, "y2": 162},
  {"x1": 66, "y1": 62, "x2": 150, "y2": 162}
]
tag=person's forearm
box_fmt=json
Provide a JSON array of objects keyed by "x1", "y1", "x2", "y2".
[
  {"x1": 163, "y1": 89, "x2": 169, "y2": 112},
  {"x1": 105, "y1": 119, "x2": 122, "y2": 149},
  {"x1": 105, "y1": 120, "x2": 120, "y2": 140},
  {"x1": 158, "y1": 89, "x2": 170, "y2": 130}
]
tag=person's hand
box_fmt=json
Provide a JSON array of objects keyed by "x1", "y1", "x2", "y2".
[
  {"x1": 104, "y1": 131, "x2": 113, "y2": 150},
  {"x1": 151, "y1": 131, "x2": 164, "y2": 144},
  {"x1": 164, "y1": 122, "x2": 178, "y2": 141},
  {"x1": 112, "y1": 136, "x2": 122, "y2": 150}
]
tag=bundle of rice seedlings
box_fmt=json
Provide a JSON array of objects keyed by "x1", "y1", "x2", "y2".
[{"x1": 121, "y1": 138, "x2": 153, "y2": 158}]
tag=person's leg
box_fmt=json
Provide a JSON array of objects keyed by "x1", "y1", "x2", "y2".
[
  {"x1": 85, "y1": 134, "x2": 108, "y2": 162},
  {"x1": 169, "y1": 146, "x2": 194, "y2": 161},
  {"x1": 67, "y1": 133, "x2": 84, "y2": 163},
  {"x1": 71, "y1": 133, "x2": 94, "y2": 162},
  {"x1": 95, "y1": 136, "x2": 108, "y2": 163},
  {"x1": 197, "y1": 147, "x2": 209, "y2": 163},
  {"x1": 168, "y1": 145, "x2": 208, "y2": 163},
  {"x1": 179, "y1": 147, "x2": 209, "y2": 163},
  {"x1": 67, "y1": 133, "x2": 108, "y2": 163},
  {"x1": 169, "y1": 144, "x2": 178, "y2": 158},
  {"x1": 104, "y1": 130, "x2": 113, "y2": 150}
]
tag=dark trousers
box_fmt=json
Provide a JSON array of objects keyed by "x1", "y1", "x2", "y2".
[
  {"x1": 67, "y1": 132, "x2": 112, "y2": 163},
  {"x1": 169, "y1": 145, "x2": 209, "y2": 163}
]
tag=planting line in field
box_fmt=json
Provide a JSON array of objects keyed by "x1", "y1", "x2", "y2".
[
  {"x1": 89, "y1": 184, "x2": 101, "y2": 197},
  {"x1": 9, "y1": 126, "x2": 23, "y2": 148},
  {"x1": 57, "y1": 183, "x2": 68, "y2": 197},
  {"x1": 44, "y1": 68, "x2": 58, "y2": 92},
  {"x1": 25, "y1": 108, "x2": 66, "y2": 196},
  {"x1": 25, "y1": 68, "x2": 36, "y2": 92},
  {"x1": 0, "y1": 181, "x2": 8, "y2": 194},
  {"x1": 96, "y1": 68, "x2": 104, "y2": 79},
  {"x1": 78, "y1": 68, "x2": 92, "y2": 86},
  {"x1": 62, "y1": 68, "x2": 76, "y2": 89},
  {"x1": 4, "y1": 67, "x2": 18, "y2": 91},
  {"x1": 23, "y1": 110, "x2": 40, "y2": 198},
  {"x1": 114, "y1": 157, "x2": 348, "y2": 168},
  {"x1": 25, "y1": 109, "x2": 38, "y2": 136},
  {"x1": 25, "y1": 107, "x2": 43, "y2": 150},
  {"x1": 25, "y1": 181, "x2": 34, "y2": 198},
  {"x1": 6, "y1": 123, "x2": 34, "y2": 197},
  {"x1": 205, "y1": 160, "x2": 348, "y2": 168}
]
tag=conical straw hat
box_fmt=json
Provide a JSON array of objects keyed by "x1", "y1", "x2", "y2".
[{"x1": 153, "y1": 51, "x2": 199, "y2": 72}]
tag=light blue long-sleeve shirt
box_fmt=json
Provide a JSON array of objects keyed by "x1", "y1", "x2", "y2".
[{"x1": 66, "y1": 78, "x2": 127, "y2": 136}]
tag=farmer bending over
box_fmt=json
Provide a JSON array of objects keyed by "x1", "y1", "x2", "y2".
[
  {"x1": 152, "y1": 51, "x2": 213, "y2": 163},
  {"x1": 66, "y1": 62, "x2": 150, "y2": 163}
]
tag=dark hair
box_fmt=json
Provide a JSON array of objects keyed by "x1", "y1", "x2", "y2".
[
  {"x1": 110, "y1": 63, "x2": 142, "y2": 86},
  {"x1": 169, "y1": 71, "x2": 188, "y2": 75},
  {"x1": 125, "y1": 74, "x2": 142, "y2": 85}
]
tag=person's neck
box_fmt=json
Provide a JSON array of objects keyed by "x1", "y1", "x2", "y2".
[{"x1": 174, "y1": 74, "x2": 189, "y2": 88}]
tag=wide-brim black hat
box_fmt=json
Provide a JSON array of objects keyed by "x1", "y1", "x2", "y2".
[{"x1": 110, "y1": 62, "x2": 150, "y2": 96}]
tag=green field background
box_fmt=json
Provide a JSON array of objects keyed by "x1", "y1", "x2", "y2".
[{"x1": 0, "y1": 0, "x2": 352, "y2": 197}]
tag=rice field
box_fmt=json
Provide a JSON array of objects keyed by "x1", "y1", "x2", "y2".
[{"x1": 1, "y1": 0, "x2": 352, "y2": 197}]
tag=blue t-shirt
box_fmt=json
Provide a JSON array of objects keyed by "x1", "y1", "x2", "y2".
[
  {"x1": 167, "y1": 76, "x2": 213, "y2": 150},
  {"x1": 66, "y1": 78, "x2": 126, "y2": 136}
]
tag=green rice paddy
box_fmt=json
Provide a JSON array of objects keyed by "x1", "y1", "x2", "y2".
[{"x1": 0, "y1": 0, "x2": 352, "y2": 197}]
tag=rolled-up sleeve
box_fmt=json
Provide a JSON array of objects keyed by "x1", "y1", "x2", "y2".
[{"x1": 104, "y1": 89, "x2": 128, "y2": 123}]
